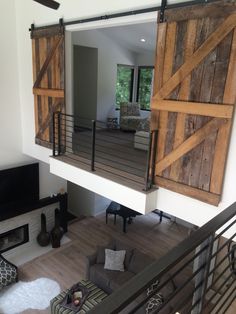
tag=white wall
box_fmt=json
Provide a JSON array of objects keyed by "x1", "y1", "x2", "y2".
[
  {"x1": 39, "y1": 161, "x2": 67, "y2": 198},
  {"x1": 73, "y1": 29, "x2": 136, "y2": 121},
  {"x1": 68, "y1": 182, "x2": 110, "y2": 217},
  {"x1": 0, "y1": 1, "x2": 67, "y2": 197},
  {"x1": 0, "y1": 0, "x2": 32, "y2": 169},
  {"x1": 14, "y1": 0, "x2": 236, "y2": 228}
]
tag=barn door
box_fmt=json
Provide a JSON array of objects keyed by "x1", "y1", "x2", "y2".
[
  {"x1": 31, "y1": 24, "x2": 65, "y2": 148},
  {"x1": 151, "y1": 1, "x2": 236, "y2": 205}
]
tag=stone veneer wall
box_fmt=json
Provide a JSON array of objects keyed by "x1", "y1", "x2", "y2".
[{"x1": 1, "y1": 203, "x2": 58, "y2": 261}]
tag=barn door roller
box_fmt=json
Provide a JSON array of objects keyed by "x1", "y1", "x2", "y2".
[{"x1": 160, "y1": 0, "x2": 167, "y2": 23}]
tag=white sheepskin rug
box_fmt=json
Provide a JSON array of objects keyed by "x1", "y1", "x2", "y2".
[{"x1": 0, "y1": 278, "x2": 60, "y2": 314}]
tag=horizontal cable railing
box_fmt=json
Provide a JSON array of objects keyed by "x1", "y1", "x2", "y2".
[
  {"x1": 87, "y1": 202, "x2": 236, "y2": 314},
  {"x1": 52, "y1": 112, "x2": 158, "y2": 191}
]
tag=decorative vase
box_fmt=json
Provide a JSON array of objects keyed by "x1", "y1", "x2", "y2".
[
  {"x1": 37, "y1": 213, "x2": 50, "y2": 247},
  {"x1": 51, "y1": 208, "x2": 64, "y2": 248}
]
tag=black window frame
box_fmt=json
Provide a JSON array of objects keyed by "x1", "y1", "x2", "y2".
[
  {"x1": 115, "y1": 64, "x2": 135, "y2": 109},
  {"x1": 136, "y1": 65, "x2": 154, "y2": 111}
]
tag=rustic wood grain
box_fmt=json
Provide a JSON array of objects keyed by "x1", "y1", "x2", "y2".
[
  {"x1": 210, "y1": 28, "x2": 236, "y2": 194},
  {"x1": 33, "y1": 36, "x2": 63, "y2": 89},
  {"x1": 31, "y1": 26, "x2": 65, "y2": 148},
  {"x1": 39, "y1": 37, "x2": 48, "y2": 142},
  {"x1": 157, "y1": 22, "x2": 177, "y2": 168},
  {"x1": 151, "y1": 23, "x2": 166, "y2": 131},
  {"x1": 183, "y1": 18, "x2": 216, "y2": 189},
  {"x1": 155, "y1": 176, "x2": 220, "y2": 206},
  {"x1": 152, "y1": 2, "x2": 236, "y2": 204},
  {"x1": 198, "y1": 26, "x2": 233, "y2": 192},
  {"x1": 169, "y1": 19, "x2": 197, "y2": 182},
  {"x1": 31, "y1": 25, "x2": 64, "y2": 39},
  {"x1": 33, "y1": 87, "x2": 64, "y2": 98},
  {"x1": 152, "y1": 100, "x2": 234, "y2": 118},
  {"x1": 163, "y1": 21, "x2": 187, "y2": 178},
  {"x1": 156, "y1": 118, "x2": 227, "y2": 175},
  {"x1": 153, "y1": 13, "x2": 236, "y2": 101},
  {"x1": 164, "y1": 0, "x2": 236, "y2": 22}
]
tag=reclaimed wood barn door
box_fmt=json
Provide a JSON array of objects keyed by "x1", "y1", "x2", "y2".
[
  {"x1": 151, "y1": 1, "x2": 236, "y2": 205},
  {"x1": 31, "y1": 24, "x2": 65, "y2": 148}
]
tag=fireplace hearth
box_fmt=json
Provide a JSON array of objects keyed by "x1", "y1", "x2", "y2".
[{"x1": 0, "y1": 224, "x2": 29, "y2": 253}]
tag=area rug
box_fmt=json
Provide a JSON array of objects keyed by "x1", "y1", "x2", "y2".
[{"x1": 0, "y1": 278, "x2": 60, "y2": 314}]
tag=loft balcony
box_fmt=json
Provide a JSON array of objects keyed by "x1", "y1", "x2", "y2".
[{"x1": 49, "y1": 113, "x2": 158, "y2": 214}]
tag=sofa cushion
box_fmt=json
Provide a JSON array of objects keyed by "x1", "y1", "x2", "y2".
[
  {"x1": 115, "y1": 240, "x2": 134, "y2": 270},
  {"x1": 109, "y1": 271, "x2": 135, "y2": 291},
  {"x1": 104, "y1": 249, "x2": 126, "y2": 272},
  {"x1": 128, "y1": 249, "x2": 154, "y2": 274},
  {"x1": 96, "y1": 240, "x2": 115, "y2": 264},
  {"x1": 89, "y1": 264, "x2": 116, "y2": 294}
]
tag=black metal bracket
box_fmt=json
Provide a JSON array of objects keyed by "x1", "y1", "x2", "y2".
[
  {"x1": 159, "y1": 0, "x2": 167, "y2": 23},
  {"x1": 59, "y1": 18, "x2": 63, "y2": 26},
  {"x1": 30, "y1": 23, "x2": 35, "y2": 37},
  {"x1": 101, "y1": 15, "x2": 109, "y2": 20}
]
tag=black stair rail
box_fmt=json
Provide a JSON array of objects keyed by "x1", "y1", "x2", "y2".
[{"x1": 89, "y1": 202, "x2": 236, "y2": 314}]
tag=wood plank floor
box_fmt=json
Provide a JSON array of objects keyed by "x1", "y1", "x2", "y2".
[{"x1": 18, "y1": 212, "x2": 188, "y2": 314}]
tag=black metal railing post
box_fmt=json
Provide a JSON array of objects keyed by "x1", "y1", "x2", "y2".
[
  {"x1": 191, "y1": 235, "x2": 215, "y2": 314},
  {"x1": 91, "y1": 120, "x2": 96, "y2": 171},
  {"x1": 144, "y1": 131, "x2": 153, "y2": 191},
  {"x1": 57, "y1": 112, "x2": 61, "y2": 156},
  {"x1": 52, "y1": 112, "x2": 56, "y2": 156},
  {"x1": 151, "y1": 129, "x2": 158, "y2": 185}
]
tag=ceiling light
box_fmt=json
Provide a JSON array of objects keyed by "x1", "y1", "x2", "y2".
[{"x1": 140, "y1": 38, "x2": 146, "y2": 43}]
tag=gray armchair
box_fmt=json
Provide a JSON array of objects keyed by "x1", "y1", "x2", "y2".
[{"x1": 120, "y1": 102, "x2": 148, "y2": 131}]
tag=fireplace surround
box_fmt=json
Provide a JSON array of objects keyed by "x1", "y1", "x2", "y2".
[{"x1": 0, "y1": 224, "x2": 29, "y2": 254}]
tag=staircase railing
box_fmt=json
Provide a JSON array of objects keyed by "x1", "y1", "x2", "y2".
[
  {"x1": 89, "y1": 203, "x2": 236, "y2": 314},
  {"x1": 52, "y1": 112, "x2": 158, "y2": 191}
]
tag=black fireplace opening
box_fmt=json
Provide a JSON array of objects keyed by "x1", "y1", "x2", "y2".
[{"x1": 0, "y1": 224, "x2": 29, "y2": 253}]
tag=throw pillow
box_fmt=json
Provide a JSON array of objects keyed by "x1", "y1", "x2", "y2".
[
  {"x1": 104, "y1": 249, "x2": 126, "y2": 272},
  {"x1": 146, "y1": 280, "x2": 164, "y2": 314},
  {"x1": 146, "y1": 293, "x2": 164, "y2": 314},
  {"x1": 147, "y1": 280, "x2": 159, "y2": 296}
]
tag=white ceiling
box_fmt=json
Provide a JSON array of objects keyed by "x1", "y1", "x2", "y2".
[{"x1": 97, "y1": 22, "x2": 157, "y2": 54}]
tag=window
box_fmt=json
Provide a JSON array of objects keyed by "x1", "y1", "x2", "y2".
[
  {"x1": 137, "y1": 67, "x2": 154, "y2": 110},
  {"x1": 116, "y1": 65, "x2": 134, "y2": 108},
  {"x1": 115, "y1": 65, "x2": 154, "y2": 110}
]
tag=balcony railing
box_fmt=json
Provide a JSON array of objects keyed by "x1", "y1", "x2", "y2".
[
  {"x1": 88, "y1": 202, "x2": 236, "y2": 314},
  {"x1": 52, "y1": 112, "x2": 158, "y2": 191}
]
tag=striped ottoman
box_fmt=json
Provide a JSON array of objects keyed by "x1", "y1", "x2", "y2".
[{"x1": 50, "y1": 280, "x2": 108, "y2": 314}]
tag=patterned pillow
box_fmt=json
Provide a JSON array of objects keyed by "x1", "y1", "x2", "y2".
[
  {"x1": 146, "y1": 280, "x2": 164, "y2": 314},
  {"x1": 104, "y1": 249, "x2": 126, "y2": 272}
]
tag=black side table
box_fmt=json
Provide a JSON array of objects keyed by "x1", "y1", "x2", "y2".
[{"x1": 106, "y1": 202, "x2": 120, "y2": 225}]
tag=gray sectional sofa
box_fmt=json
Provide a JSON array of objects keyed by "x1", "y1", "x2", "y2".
[
  {"x1": 85, "y1": 238, "x2": 178, "y2": 313},
  {"x1": 85, "y1": 238, "x2": 155, "y2": 294}
]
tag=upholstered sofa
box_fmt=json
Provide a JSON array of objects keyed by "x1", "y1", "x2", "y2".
[
  {"x1": 85, "y1": 239, "x2": 178, "y2": 313},
  {"x1": 120, "y1": 102, "x2": 150, "y2": 131},
  {"x1": 85, "y1": 238, "x2": 154, "y2": 294}
]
